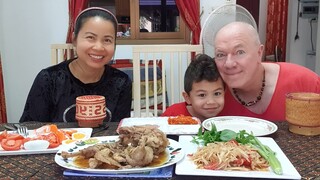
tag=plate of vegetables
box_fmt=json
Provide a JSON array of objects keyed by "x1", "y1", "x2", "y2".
[
  {"x1": 175, "y1": 125, "x2": 301, "y2": 179},
  {"x1": 0, "y1": 124, "x2": 92, "y2": 156}
]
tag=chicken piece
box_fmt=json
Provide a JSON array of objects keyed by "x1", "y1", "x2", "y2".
[
  {"x1": 60, "y1": 143, "x2": 115, "y2": 159},
  {"x1": 125, "y1": 145, "x2": 154, "y2": 167},
  {"x1": 118, "y1": 125, "x2": 169, "y2": 155},
  {"x1": 93, "y1": 148, "x2": 123, "y2": 168},
  {"x1": 118, "y1": 125, "x2": 159, "y2": 146},
  {"x1": 112, "y1": 152, "x2": 126, "y2": 163},
  {"x1": 88, "y1": 158, "x2": 102, "y2": 169},
  {"x1": 142, "y1": 130, "x2": 169, "y2": 155}
]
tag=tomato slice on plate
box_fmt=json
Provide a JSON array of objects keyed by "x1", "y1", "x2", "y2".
[
  {"x1": 6, "y1": 133, "x2": 24, "y2": 141},
  {"x1": 39, "y1": 133, "x2": 61, "y2": 148},
  {"x1": 0, "y1": 130, "x2": 8, "y2": 141},
  {"x1": 203, "y1": 162, "x2": 219, "y2": 170},
  {"x1": 1, "y1": 139, "x2": 23, "y2": 151}
]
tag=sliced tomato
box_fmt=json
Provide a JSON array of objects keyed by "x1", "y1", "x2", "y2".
[
  {"x1": 48, "y1": 141, "x2": 60, "y2": 148},
  {"x1": 49, "y1": 125, "x2": 66, "y2": 142},
  {"x1": 232, "y1": 157, "x2": 252, "y2": 167},
  {"x1": 203, "y1": 162, "x2": 219, "y2": 170},
  {"x1": 1, "y1": 139, "x2": 23, "y2": 151},
  {"x1": 0, "y1": 130, "x2": 8, "y2": 141},
  {"x1": 6, "y1": 133, "x2": 24, "y2": 141},
  {"x1": 40, "y1": 133, "x2": 61, "y2": 148},
  {"x1": 242, "y1": 157, "x2": 252, "y2": 167},
  {"x1": 229, "y1": 139, "x2": 239, "y2": 146}
]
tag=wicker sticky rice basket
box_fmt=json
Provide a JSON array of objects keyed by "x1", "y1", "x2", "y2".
[{"x1": 286, "y1": 92, "x2": 320, "y2": 136}]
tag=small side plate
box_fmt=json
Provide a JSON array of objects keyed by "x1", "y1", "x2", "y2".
[{"x1": 202, "y1": 116, "x2": 278, "y2": 136}]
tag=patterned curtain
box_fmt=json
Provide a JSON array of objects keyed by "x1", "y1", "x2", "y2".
[
  {"x1": 0, "y1": 53, "x2": 7, "y2": 123},
  {"x1": 175, "y1": 0, "x2": 201, "y2": 44},
  {"x1": 265, "y1": 0, "x2": 288, "y2": 61},
  {"x1": 66, "y1": 0, "x2": 89, "y2": 43}
]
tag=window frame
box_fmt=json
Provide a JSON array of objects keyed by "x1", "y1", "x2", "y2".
[{"x1": 90, "y1": 0, "x2": 190, "y2": 44}]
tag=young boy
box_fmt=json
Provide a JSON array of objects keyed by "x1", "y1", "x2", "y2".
[{"x1": 161, "y1": 54, "x2": 225, "y2": 121}]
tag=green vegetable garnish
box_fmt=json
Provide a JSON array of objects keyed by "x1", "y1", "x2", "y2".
[
  {"x1": 192, "y1": 123, "x2": 283, "y2": 175},
  {"x1": 192, "y1": 123, "x2": 237, "y2": 145}
]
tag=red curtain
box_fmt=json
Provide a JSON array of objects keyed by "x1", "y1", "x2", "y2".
[
  {"x1": 175, "y1": 0, "x2": 201, "y2": 44},
  {"x1": 265, "y1": 0, "x2": 288, "y2": 61},
  {"x1": 0, "y1": 53, "x2": 7, "y2": 123},
  {"x1": 66, "y1": 0, "x2": 89, "y2": 43}
]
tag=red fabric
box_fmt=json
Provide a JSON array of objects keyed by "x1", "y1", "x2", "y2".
[
  {"x1": 66, "y1": 0, "x2": 88, "y2": 43},
  {"x1": 218, "y1": 62, "x2": 320, "y2": 121},
  {"x1": 175, "y1": 0, "x2": 201, "y2": 44},
  {"x1": 265, "y1": 0, "x2": 288, "y2": 61},
  {"x1": 0, "y1": 54, "x2": 7, "y2": 123},
  {"x1": 161, "y1": 102, "x2": 192, "y2": 117}
]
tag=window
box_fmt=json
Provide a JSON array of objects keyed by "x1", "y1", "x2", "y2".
[{"x1": 89, "y1": 0, "x2": 190, "y2": 44}]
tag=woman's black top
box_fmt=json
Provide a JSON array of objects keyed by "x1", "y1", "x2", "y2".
[{"x1": 20, "y1": 59, "x2": 132, "y2": 123}]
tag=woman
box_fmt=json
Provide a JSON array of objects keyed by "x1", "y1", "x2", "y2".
[
  {"x1": 214, "y1": 22, "x2": 319, "y2": 121},
  {"x1": 20, "y1": 7, "x2": 132, "y2": 123}
]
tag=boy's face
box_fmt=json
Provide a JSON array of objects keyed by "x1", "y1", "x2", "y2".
[{"x1": 183, "y1": 78, "x2": 225, "y2": 121}]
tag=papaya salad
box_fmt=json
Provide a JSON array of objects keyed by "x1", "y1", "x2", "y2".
[
  {"x1": 191, "y1": 124, "x2": 282, "y2": 175},
  {"x1": 0, "y1": 124, "x2": 78, "y2": 151}
]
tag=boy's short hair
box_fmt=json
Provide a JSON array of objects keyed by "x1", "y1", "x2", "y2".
[{"x1": 184, "y1": 54, "x2": 221, "y2": 94}]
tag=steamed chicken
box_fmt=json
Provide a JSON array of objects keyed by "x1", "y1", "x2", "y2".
[{"x1": 60, "y1": 125, "x2": 169, "y2": 169}]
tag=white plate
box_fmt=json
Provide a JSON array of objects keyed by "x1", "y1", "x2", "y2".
[
  {"x1": 176, "y1": 135, "x2": 301, "y2": 179},
  {"x1": 202, "y1": 116, "x2": 278, "y2": 136},
  {"x1": 117, "y1": 117, "x2": 201, "y2": 135},
  {"x1": 0, "y1": 128, "x2": 92, "y2": 156},
  {"x1": 55, "y1": 136, "x2": 184, "y2": 174}
]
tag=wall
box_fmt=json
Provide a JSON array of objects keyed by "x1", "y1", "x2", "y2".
[
  {"x1": 0, "y1": 0, "x2": 318, "y2": 123},
  {"x1": 258, "y1": 0, "x2": 267, "y2": 46},
  {"x1": 0, "y1": 0, "x2": 68, "y2": 123},
  {"x1": 286, "y1": 0, "x2": 318, "y2": 71}
]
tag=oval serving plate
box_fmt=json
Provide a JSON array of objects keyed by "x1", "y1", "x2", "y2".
[
  {"x1": 117, "y1": 117, "x2": 201, "y2": 135},
  {"x1": 55, "y1": 136, "x2": 184, "y2": 174},
  {"x1": 202, "y1": 116, "x2": 278, "y2": 136}
]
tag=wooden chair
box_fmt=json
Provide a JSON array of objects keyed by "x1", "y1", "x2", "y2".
[
  {"x1": 131, "y1": 44, "x2": 203, "y2": 117},
  {"x1": 51, "y1": 44, "x2": 76, "y2": 64},
  {"x1": 51, "y1": 44, "x2": 204, "y2": 117}
]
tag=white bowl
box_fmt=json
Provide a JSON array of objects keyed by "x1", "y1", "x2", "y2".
[{"x1": 24, "y1": 140, "x2": 50, "y2": 150}]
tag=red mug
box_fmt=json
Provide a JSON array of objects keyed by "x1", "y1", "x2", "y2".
[{"x1": 63, "y1": 95, "x2": 112, "y2": 127}]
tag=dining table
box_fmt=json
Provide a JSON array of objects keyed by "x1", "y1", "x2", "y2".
[{"x1": 0, "y1": 121, "x2": 319, "y2": 180}]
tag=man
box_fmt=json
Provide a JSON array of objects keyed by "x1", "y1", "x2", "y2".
[{"x1": 214, "y1": 22, "x2": 319, "y2": 121}]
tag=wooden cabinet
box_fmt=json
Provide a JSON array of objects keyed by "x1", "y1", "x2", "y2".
[{"x1": 115, "y1": 0, "x2": 130, "y2": 17}]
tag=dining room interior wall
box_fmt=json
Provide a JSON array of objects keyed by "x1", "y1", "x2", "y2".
[
  {"x1": 0, "y1": 0, "x2": 69, "y2": 123},
  {"x1": 286, "y1": 0, "x2": 318, "y2": 73},
  {"x1": 0, "y1": 0, "x2": 317, "y2": 123}
]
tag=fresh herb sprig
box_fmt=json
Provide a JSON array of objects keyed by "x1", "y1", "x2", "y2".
[
  {"x1": 236, "y1": 130, "x2": 283, "y2": 175},
  {"x1": 192, "y1": 123, "x2": 283, "y2": 175},
  {"x1": 191, "y1": 123, "x2": 237, "y2": 145}
]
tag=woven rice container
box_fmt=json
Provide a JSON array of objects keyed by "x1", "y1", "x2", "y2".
[
  {"x1": 286, "y1": 92, "x2": 320, "y2": 136},
  {"x1": 76, "y1": 95, "x2": 106, "y2": 127}
]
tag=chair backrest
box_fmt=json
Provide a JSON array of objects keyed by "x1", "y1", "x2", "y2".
[
  {"x1": 131, "y1": 44, "x2": 203, "y2": 117},
  {"x1": 51, "y1": 44, "x2": 76, "y2": 64}
]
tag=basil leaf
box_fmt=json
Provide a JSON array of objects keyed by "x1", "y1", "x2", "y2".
[{"x1": 220, "y1": 129, "x2": 237, "y2": 141}]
